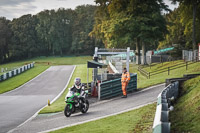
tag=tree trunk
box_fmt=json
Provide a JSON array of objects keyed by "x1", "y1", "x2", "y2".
[
  {"x1": 136, "y1": 38, "x2": 141, "y2": 64},
  {"x1": 192, "y1": 2, "x2": 197, "y2": 60},
  {"x1": 142, "y1": 41, "x2": 147, "y2": 65}
]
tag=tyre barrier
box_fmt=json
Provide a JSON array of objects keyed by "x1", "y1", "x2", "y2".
[
  {"x1": 153, "y1": 81, "x2": 179, "y2": 133},
  {"x1": 98, "y1": 73, "x2": 137, "y2": 100},
  {"x1": 0, "y1": 62, "x2": 34, "y2": 82}
]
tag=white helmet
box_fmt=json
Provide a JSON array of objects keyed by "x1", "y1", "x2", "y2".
[{"x1": 74, "y1": 77, "x2": 81, "y2": 89}]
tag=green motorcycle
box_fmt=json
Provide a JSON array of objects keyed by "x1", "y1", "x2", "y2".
[{"x1": 64, "y1": 89, "x2": 89, "y2": 117}]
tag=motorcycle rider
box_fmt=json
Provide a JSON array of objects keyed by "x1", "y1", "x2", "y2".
[{"x1": 69, "y1": 77, "x2": 86, "y2": 105}]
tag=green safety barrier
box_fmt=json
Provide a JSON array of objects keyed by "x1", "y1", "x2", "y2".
[{"x1": 99, "y1": 73, "x2": 137, "y2": 100}]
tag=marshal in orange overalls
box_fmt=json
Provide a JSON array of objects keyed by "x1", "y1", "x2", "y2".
[{"x1": 121, "y1": 70, "x2": 130, "y2": 96}]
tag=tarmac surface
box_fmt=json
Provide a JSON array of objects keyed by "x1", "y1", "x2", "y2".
[
  {"x1": 11, "y1": 84, "x2": 165, "y2": 133},
  {"x1": 0, "y1": 66, "x2": 75, "y2": 133}
]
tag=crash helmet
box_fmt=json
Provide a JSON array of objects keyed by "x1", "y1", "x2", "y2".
[{"x1": 74, "y1": 77, "x2": 81, "y2": 89}]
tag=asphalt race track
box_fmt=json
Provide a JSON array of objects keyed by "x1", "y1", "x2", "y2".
[
  {"x1": 0, "y1": 65, "x2": 75, "y2": 133},
  {"x1": 11, "y1": 84, "x2": 165, "y2": 133}
]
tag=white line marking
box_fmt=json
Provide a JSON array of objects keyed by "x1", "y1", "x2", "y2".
[
  {"x1": 39, "y1": 101, "x2": 156, "y2": 133},
  {"x1": 50, "y1": 65, "x2": 76, "y2": 104},
  {"x1": 8, "y1": 65, "x2": 76, "y2": 133}
]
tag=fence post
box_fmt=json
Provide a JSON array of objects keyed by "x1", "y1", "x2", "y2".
[
  {"x1": 168, "y1": 67, "x2": 170, "y2": 75},
  {"x1": 98, "y1": 83, "x2": 101, "y2": 100},
  {"x1": 186, "y1": 61, "x2": 188, "y2": 70}
]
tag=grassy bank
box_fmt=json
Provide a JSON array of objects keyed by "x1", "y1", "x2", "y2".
[
  {"x1": 39, "y1": 64, "x2": 92, "y2": 114},
  {"x1": 0, "y1": 56, "x2": 92, "y2": 94},
  {"x1": 130, "y1": 60, "x2": 200, "y2": 89},
  {"x1": 50, "y1": 103, "x2": 156, "y2": 133},
  {"x1": 170, "y1": 76, "x2": 200, "y2": 132}
]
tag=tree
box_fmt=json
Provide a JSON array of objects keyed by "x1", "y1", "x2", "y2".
[
  {"x1": 0, "y1": 5, "x2": 106, "y2": 63},
  {"x1": 172, "y1": 0, "x2": 200, "y2": 51},
  {"x1": 159, "y1": 3, "x2": 200, "y2": 51},
  {"x1": 0, "y1": 17, "x2": 12, "y2": 63},
  {"x1": 158, "y1": 7, "x2": 186, "y2": 49},
  {"x1": 50, "y1": 8, "x2": 75, "y2": 55},
  {"x1": 36, "y1": 10, "x2": 55, "y2": 56},
  {"x1": 91, "y1": 0, "x2": 168, "y2": 64},
  {"x1": 72, "y1": 5, "x2": 104, "y2": 55},
  {"x1": 10, "y1": 14, "x2": 38, "y2": 60}
]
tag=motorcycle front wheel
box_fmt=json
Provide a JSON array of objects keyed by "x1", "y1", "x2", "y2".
[
  {"x1": 81, "y1": 100, "x2": 89, "y2": 113},
  {"x1": 64, "y1": 104, "x2": 72, "y2": 117}
]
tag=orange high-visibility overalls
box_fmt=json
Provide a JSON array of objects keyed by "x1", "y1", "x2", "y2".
[{"x1": 121, "y1": 72, "x2": 130, "y2": 96}]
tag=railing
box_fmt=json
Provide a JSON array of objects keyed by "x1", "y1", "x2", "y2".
[
  {"x1": 153, "y1": 81, "x2": 179, "y2": 133},
  {"x1": 138, "y1": 65, "x2": 149, "y2": 78},
  {"x1": 98, "y1": 73, "x2": 137, "y2": 100},
  {"x1": 138, "y1": 60, "x2": 199, "y2": 79},
  {"x1": 0, "y1": 62, "x2": 34, "y2": 82},
  {"x1": 153, "y1": 73, "x2": 200, "y2": 133}
]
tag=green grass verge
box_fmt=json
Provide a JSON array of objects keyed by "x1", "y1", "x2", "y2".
[
  {"x1": 130, "y1": 60, "x2": 200, "y2": 89},
  {"x1": 50, "y1": 103, "x2": 156, "y2": 133},
  {"x1": 0, "y1": 56, "x2": 92, "y2": 94},
  {"x1": 30, "y1": 56, "x2": 92, "y2": 65},
  {"x1": 0, "y1": 64, "x2": 49, "y2": 94},
  {"x1": 39, "y1": 64, "x2": 92, "y2": 114},
  {"x1": 170, "y1": 76, "x2": 200, "y2": 132}
]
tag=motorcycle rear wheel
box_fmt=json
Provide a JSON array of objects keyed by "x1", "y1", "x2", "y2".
[{"x1": 64, "y1": 104, "x2": 72, "y2": 117}]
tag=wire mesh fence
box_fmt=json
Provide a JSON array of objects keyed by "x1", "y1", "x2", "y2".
[{"x1": 182, "y1": 50, "x2": 198, "y2": 61}]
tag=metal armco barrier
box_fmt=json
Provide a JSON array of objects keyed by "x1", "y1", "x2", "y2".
[
  {"x1": 98, "y1": 73, "x2": 137, "y2": 100},
  {"x1": 153, "y1": 81, "x2": 179, "y2": 133},
  {"x1": 0, "y1": 62, "x2": 34, "y2": 82}
]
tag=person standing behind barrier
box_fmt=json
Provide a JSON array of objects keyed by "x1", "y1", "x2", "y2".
[{"x1": 121, "y1": 68, "x2": 130, "y2": 98}]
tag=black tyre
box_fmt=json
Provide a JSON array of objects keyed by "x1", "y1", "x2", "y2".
[
  {"x1": 81, "y1": 100, "x2": 89, "y2": 113},
  {"x1": 64, "y1": 104, "x2": 72, "y2": 117}
]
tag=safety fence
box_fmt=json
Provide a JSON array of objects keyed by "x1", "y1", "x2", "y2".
[
  {"x1": 138, "y1": 60, "x2": 200, "y2": 79},
  {"x1": 182, "y1": 50, "x2": 198, "y2": 61},
  {"x1": 0, "y1": 62, "x2": 34, "y2": 82},
  {"x1": 98, "y1": 73, "x2": 137, "y2": 100},
  {"x1": 153, "y1": 81, "x2": 179, "y2": 133}
]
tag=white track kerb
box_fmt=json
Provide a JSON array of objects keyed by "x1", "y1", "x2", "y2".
[{"x1": 8, "y1": 65, "x2": 76, "y2": 133}]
